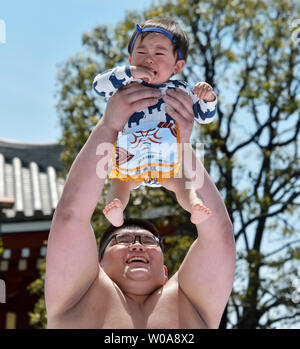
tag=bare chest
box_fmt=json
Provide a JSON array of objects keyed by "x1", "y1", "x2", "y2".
[{"x1": 50, "y1": 283, "x2": 207, "y2": 329}]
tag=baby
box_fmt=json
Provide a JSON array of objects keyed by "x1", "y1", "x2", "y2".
[{"x1": 93, "y1": 18, "x2": 217, "y2": 227}]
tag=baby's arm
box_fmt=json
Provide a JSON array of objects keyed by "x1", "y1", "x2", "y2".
[
  {"x1": 93, "y1": 66, "x2": 156, "y2": 99},
  {"x1": 193, "y1": 82, "x2": 216, "y2": 102},
  {"x1": 191, "y1": 82, "x2": 217, "y2": 124},
  {"x1": 130, "y1": 66, "x2": 156, "y2": 84},
  {"x1": 93, "y1": 66, "x2": 134, "y2": 99}
]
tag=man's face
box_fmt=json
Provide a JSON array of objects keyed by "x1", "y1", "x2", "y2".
[
  {"x1": 100, "y1": 228, "x2": 167, "y2": 296},
  {"x1": 129, "y1": 32, "x2": 184, "y2": 85}
]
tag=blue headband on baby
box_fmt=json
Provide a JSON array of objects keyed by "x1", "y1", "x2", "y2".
[{"x1": 129, "y1": 24, "x2": 183, "y2": 60}]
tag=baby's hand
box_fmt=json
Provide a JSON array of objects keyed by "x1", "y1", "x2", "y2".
[
  {"x1": 193, "y1": 82, "x2": 216, "y2": 102},
  {"x1": 130, "y1": 66, "x2": 156, "y2": 84}
]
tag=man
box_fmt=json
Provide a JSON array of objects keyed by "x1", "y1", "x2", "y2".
[{"x1": 45, "y1": 83, "x2": 235, "y2": 329}]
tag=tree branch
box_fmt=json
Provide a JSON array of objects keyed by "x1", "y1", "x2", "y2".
[{"x1": 264, "y1": 239, "x2": 300, "y2": 259}]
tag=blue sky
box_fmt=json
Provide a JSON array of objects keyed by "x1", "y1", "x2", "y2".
[{"x1": 0, "y1": 0, "x2": 154, "y2": 143}]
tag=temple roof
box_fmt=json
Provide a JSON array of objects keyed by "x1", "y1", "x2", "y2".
[{"x1": 0, "y1": 138, "x2": 65, "y2": 224}]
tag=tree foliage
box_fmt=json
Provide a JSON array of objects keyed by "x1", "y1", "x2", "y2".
[
  {"x1": 29, "y1": 0, "x2": 300, "y2": 328},
  {"x1": 27, "y1": 258, "x2": 47, "y2": 328}
]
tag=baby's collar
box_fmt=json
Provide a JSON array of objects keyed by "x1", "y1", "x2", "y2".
[{"x1": 141, "y1": 81, "x2": 167, "y2": 88}]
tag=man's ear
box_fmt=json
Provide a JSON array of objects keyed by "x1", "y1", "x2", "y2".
[
  {"x1": 163, "y1": 265, "x2": 168, "y2": 282},
  {"x1": 174, "y1": 59, "x2": 185, "y2": 75}
]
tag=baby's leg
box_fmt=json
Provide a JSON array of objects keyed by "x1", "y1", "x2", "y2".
[
  {"x1": 103, "y1": 179, "x2": 138, "y2": 227},
  {"x1": 163, "y1": 177, "x2": 211, "y2": 224}
]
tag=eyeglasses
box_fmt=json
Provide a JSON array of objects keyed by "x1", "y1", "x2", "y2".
[
  {"x1": 108, "y1": 233, "x2": 162, "y2": 247},
  {"x1": 98, "y1": 232, "x2": 164, "y2": 261}
]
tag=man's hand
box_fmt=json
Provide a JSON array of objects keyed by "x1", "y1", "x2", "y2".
[
  {"x1": 162, "y1": 88, "x2": 194, "y2": 144},
  {"x1": 101, "y1": 82, "x2": 161, "y2": 133},
  {"x1": 130, "y1": 66, "x2": 156, "y2": 84},
  {"x1": 193, "y1": 82, "x2": 216, "y2": 102}
]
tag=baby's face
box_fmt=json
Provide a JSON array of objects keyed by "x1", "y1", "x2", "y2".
[{"x1": 129, "y1": 33, "x2": 184, "y2": 85}]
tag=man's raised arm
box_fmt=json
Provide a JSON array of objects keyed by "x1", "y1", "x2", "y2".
[
  {"x1": 45, "y1": 83, "x2": 162, "y2": 317},
  {"x1": 177, "y1": 144, "x2": 236, "y2": 328},
  {"x1": 45, "y1": 118, "x2": 116, "y2": 317},
  {"x1": 162, "y1": 88, "x2": 235, "y2": 329}
]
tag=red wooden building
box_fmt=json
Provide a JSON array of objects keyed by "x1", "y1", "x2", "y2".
[{"x1": 0, "y1": 138, "x2": 64, "y2": 329}]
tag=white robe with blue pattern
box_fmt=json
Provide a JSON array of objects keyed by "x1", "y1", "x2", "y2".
[
  {"x1": 93, "y1": 66, "x2": 217, "y2": 186},
  {"x1": 93, "y1": 65, "x2": 217, "y2": 133}
]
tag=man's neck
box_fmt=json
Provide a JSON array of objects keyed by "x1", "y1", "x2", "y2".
[{"x1": 125, "y1": 292, "x2": 151, "y2": 307}]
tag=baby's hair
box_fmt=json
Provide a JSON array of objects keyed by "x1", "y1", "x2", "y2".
[{"x1": 128, "y1": 18, "x2": 189, "y2": 62}]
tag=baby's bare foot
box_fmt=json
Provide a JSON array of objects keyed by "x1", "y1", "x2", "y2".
[
  {"x1": 190, "y1": 203, "x2": 212, "y2": 224},
  {"x1": 103, "y1": 199, "x2": 124, "y2": 227}
]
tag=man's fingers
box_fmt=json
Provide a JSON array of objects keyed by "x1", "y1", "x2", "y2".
[
  {"x1": 117, "y1": 83, "x2": 161, "y2": 111},
  {"x1": 165, "y1": 106, "x2": 179, "y2": 121},
  {"x1": 165, "y1": 105, "x2": 190, "y2": 124},
  {"x1": 127, "y1": 89, "x2": 161, "y2": 104},
  {"x1": 121, "y1": 84, "x2": 161, "y2": 103},
  {"x1": 132, "y1": 98, "x2": 160, "y2": 111},
  {"x1": 122, "y1": 82, "x2": 160, "y2": 96},
  {"x1": 166, "y1": 88, "x2": 193, "y2": 111},
  {"x1": 163, "y1": 89, "x2": 193, "y2": 121},
  {"x1": 165, "y1": 106, "x2": 193, "y2": 143},
  {"x1": 163, "y1": 88, "x2": 194, "y2": 142}
]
